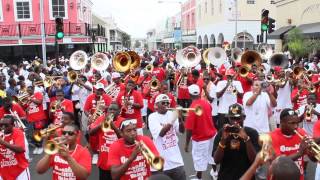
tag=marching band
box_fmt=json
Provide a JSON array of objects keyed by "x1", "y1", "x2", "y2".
[{"x1": 0, "y1": 45, "x2": 319, "y2": 180}]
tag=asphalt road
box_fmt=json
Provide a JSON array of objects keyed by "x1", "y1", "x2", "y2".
[{"x1": 28, "y1": 129, "x2": 316, "y2": 180}]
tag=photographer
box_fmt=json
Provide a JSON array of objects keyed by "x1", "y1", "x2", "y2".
[
  {"x1": 243, "y1": 80, "x2": 277, "y2": 134},
  {"x1": 213, "y1": 103, "x2": 260, "y2": 180}
]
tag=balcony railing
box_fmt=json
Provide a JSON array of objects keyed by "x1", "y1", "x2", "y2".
[{"x1": 0, "y1": 23, "x2": 91, "y2": 38}]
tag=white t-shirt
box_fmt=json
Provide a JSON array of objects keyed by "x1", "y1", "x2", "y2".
[
  {"x1": 148, "y1": 111, "x2": 184, "y2": 171},
  {"x1": 209, "y1": 83, "x2": 218, "y2": 116},
  {"x1": 276, "y1": 81, "x2": 292, "y2": 109},
  {"x1": 71, "y1": 84, "x2": 80, "y2": 101},
  {"x1": 298, "y1": 104, "x2": 320, "y2": 135},
  {"x1": 35, "y1": 86, "x2": 49, "y2": 110},
  {"x1": 243, "y1": 91, "x2": 271, "y2": 133},
  {"x1": 79, "y1": 81, "x2": 92, "y2": 111},
  {"x1": 216, "y1": 80, "x2": 243, "y2": 114}
]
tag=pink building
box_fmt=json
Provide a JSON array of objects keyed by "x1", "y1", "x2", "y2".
[
  {"x1": 181, "y1": 0, "x2": 196, "y2": 34},
  {"x1": 0, "y1": 0, "x2": 105, "y2": 61}
]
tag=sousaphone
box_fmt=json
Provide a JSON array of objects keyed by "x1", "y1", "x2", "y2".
[
  {"x1": 207, "y1": 47, "x2": 227, "y2": 68},
  {"x1": 240, "y1": 50, "x2": 262, "y2": 68},
  {"x1": 69, "y1": 50, "x2": 88, "y2": 70},
  {"x1": 176, "y1": 46, "x2": 201, "y2": 68},
  {"x1": 91, "y1": 52, "x2": 110, "y2": 71}
]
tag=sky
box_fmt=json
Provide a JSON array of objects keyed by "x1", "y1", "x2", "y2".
[{"x1": 92, "y1": 0, "x2": 186, "y2": 38}]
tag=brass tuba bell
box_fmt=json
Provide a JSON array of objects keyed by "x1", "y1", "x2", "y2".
[
  {"x1": 128, "y1": 51, "x2": 141, "y2": 70},
  {"x1": 231, "y1": 48, "x2": 243, "y2": 62},
  {"x1": 113, "y1": 52, "x2": 132, "y2": 73},
  {"x1": 240, "y1": 50, "x2": 262, "y2": 68},
  {"x1": 270, "y1": 53, "x2": 288, "y2": 68},
  {"x1": 207, "y1": 47, "x2": 227, "y2": 68}
]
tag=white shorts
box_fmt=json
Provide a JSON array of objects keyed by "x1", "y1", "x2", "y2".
[
  {"x1": 191, "y1": 136, "x2": 214, "y2": 172},
  {"x1": 0, "y1": 168, "x2": 30, "y2": 180}
]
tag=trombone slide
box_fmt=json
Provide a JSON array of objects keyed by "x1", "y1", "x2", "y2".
[{"x1": 9, "y1": 110, "x2": 26, "y2": 130}]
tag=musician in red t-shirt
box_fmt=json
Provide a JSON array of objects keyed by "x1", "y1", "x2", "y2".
[
  {"x1": 109, "y1": 72, "x2": 126, "y2": 101},
  {"x1": 116, "y1": 80, "x2": 144, "y2": 134},
  {"x1": 184, "y1": 84, "x2": 217, "y2": 180},
  {"x1": 89, "y1": 103, "x2": 123, "y2": 180},
  {"x1": 26, "y1": 85, "x2": 47, "y2": 154},
  {"x1": 36, "y1": 124, "x2": 92, "y2": 180},
  {"x1": 270, "y1": 108, "x2": 316, "y2": 180},
  {"x1": 291, "y1": 80, "x2": 309, "y2": 110},
  {"x1": 0, "y1": 115, "x2": 30, "y2": 180},
  {"x1": 176, "y1": 67, "x2": 191, "y2": 108},
  {"x1": 107, "y1": 119, "x2": 160, "y2": 180},
  {"x1": 49, "y1": 89, "x2": 74, "y2": 125},
  {"x1": 151, "y1": 60, "x2": 166, "y2": 82},
  {"x1": 0, "y1": 97, "x2": 26, "y2": 120}
]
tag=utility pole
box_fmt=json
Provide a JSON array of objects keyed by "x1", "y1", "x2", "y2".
[{"x1": 235, "y1": 0, "x2": 238, "y2": 48}]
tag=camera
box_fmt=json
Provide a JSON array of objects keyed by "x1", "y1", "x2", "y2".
[{"x1": 225, "y1": 125, "x2": 240, "y2": 133}]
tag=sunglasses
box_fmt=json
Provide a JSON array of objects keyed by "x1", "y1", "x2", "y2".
[
  {"x1": 161, "y1": 101, "x2": 170, "y2": 105},
  {"x1": 203, "y1": 78, "x2": 210, "y2": 80},
  {"x1": 120, "y1": 119, "x2": 137, "y2": 129},
  {"x1": 62, "y1": 131, "x2": 75, "y2": 136}
]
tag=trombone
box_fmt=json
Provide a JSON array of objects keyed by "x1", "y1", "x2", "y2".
[
  {"x1": 33, "y1": 125, "x2": 62, "y2": 142},
  {"x1": 44, "y1": 137, "x2": 69, "y2": 155},
  {"x1": 135, "y1": 140, "x2": 164, "y2": 171},
  {"x1": 9, "y1": 109, "x2": 26, "y2": 130},
  {"x1": 166, "y1": 105, "x2": 203, "y2": 116},
  {"x1": 294, "y1": 130, "x2": 320, "y2": 162},
  {"x1": 101, "y1": 114, "x2": 114, "y2": 132}
]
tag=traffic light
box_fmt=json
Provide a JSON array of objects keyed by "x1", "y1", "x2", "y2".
[
  {"x1": 261, "y1": 9, "x2": 269, "y2": 32},
  {"x1": 268, "y1": 17, "x2": 276, "y2": 33},
  {"x1": 55, "y1": 17, "x2": 64, "y2": 39}
]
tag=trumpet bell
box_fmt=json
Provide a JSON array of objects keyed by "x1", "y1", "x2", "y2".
[
  {"x1": 207, "y1": 47, "x2": 227, "y2": 68},
  {"x1": 67, "y1": 70, "x2": 78, "y2": 83},
  {"x1": 176, "y1": 46, "x2": 201, "y2": 68},
  {"x1": 145, "y1": 64, "x2": 154, "y2": 73},
  {"x1": 113, "y1": 52, "x2": 132, "y2": 73},
  {"x1": 194, "y1": 106, "x2": 203, "y2": 116},
  {"x1": 150, "y1": 79, "x2": 160, "y2": 90},
  {"x1": 241, "y1": 50, "x2": 262, "y2": 68},
  {"x1": 91, "y1": 52, "x2": 110, "y2": 71},
  {"x1": 270, "y1": 53, "x2": 288, "y2": 68},
  {"x1": 44, "y1": 140, "x2": 59, "y2": 155},
  {"x1": 69, "y1": 50, "x2": 88, "y2": 70},
  {"x1": 33, "y1": 131, "x2": 42, "y2": 142},
  {"x1": 239, "y1": 65, "x2": 250, "y2": 77}
]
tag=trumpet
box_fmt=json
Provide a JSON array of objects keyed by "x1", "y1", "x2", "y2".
[
  {"x1": 294, "y1": 130, "x2": 320, "y2": 162},
  {"x1": 44, "y1": 137, "x2": 69, "y2": 155},
  {"x1": 149, "y1": 78, "x2": 160, "y2": 90},
  {"x1": 145, "y1": 64, "x2": 154, "y2": 73},
  {"x1": 50, "y1": 100, "x2": 61, "y2": 113},
  {"x1": 102, "y1": 114, "x2": 114, "y2": 132},
  {"x1": 135, "y1": 140, "x2": 164, "y2": 170},
  {"x1": 166, "y1": 105, "x2": 203, "y2": 116},
  {"x1": 33, "y1": 125, "x2": 62, "y2": 142},
  {"x1": 9, "y1": 109, "x2": 26, "y2": 130},
  {"x1": 305, "y1": 104, "x2": 315, "y2": 121}
]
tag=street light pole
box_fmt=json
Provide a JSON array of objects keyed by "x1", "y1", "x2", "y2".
[
  {"x1": 235, "y1": 0, "x2": 238, "y2": 48},
  {"x1": 40, "y1": 0, "x2": 47, "y2": 67}
]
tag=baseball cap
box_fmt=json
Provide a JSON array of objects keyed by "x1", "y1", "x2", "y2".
[
  {"x1": 188, "y1": 84, "x2": 200, "y2": 96},
  {"x1": 95, "y1": 83, "x2": 104, "y2": 90},
  {"x1": 280, "y1": 108, "x2": 298, "y2": 119},
  {"x1": 112, "y1": 72, "x2": 121, "y2": 79},
  {"x1": 155, "y1": 94, "x2": 170, "y2": 104},
  {"x1": 119, "y1": 119, "x2": 137, "y2": 130},
  {"x1": 227, "y1": 103, "x2": 244, "y2": 118}
]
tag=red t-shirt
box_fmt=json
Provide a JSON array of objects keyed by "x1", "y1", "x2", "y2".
[
  {"x1": 176, "y1": 72, "x2": 190, "y2": 100},
  {"x1": 89, "y1": 114, "x2": 123, "y2": 170},
  {"x1": 185, "y1": 99, "x2": 217, "y2": 141},
  {"x1": 151, "y1": 67, "x2": 166, "y2": 82},
  {"x1": 0, "y1": 103, "x2": 26, "y2": 119},
  {"x1": 116, "y1": 90, "x2": 143, "y2": 128},
  {"x1": 0, "y1": 128, "x2": 29, "y2": 180},
  {"x1": 90, "y1": 77, "x2": 108, "y2": 89},
  {"x1": 313, "y1": 120, "x2": 320, "y2": 138},
  {"x1": 110, "y1": 83, "x2": 126, "y2": 101},
  {"x1": 142, "y1": 86, "x2": 160, "y2": 111},
  {"x1": 291, "y1": 88, "x2": 309, "y2": 110},
  {"x1": 49, "y1": 144, "x2": 92, "y2": 180},
  {"x1": 26, "y1": 92, "x2": 47, "y2": 122},
  {"x1": 50, "y1": 99, "x2": 74, "y2": 125},
  {"x1": 83, "y1": 94, "x2": 112, "y2": 114},
  {"x1": 270, "y1": 128, "x2": 306, "y2": 180},
  {"x1": 137, "y1": 76, "x2": 152, "y2": 94},
  {"x1": 107, "y1": 135, "x2": 159, "y2": 180}
]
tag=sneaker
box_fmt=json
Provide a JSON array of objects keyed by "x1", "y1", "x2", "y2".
[
  {"x1": 33, "y1": 147, "x2": 39, "y2": 155},
  {"x1": 37, "y1": 147, "x2": 44, "y2": 154},
  {"x1": 92, "y1": 154, "x2": 98, "y2": 164},
  {"x1": 210, "y1": 168, "x2": 218, "y2": 180}
]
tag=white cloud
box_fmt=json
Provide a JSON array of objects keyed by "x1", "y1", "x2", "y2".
[{"x1": 92, "y1": 0, "x2": 185, "y2": 38}]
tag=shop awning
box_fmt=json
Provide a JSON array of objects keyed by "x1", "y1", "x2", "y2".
[{"x1": 267, "y1": 25, "x2": 295, "y2": 39}]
